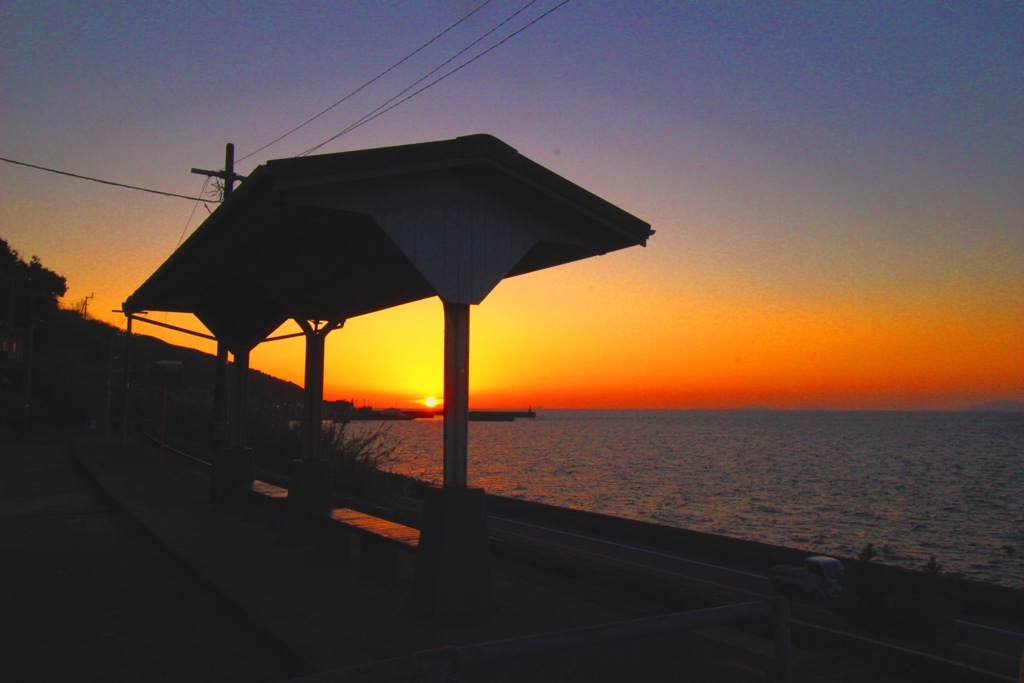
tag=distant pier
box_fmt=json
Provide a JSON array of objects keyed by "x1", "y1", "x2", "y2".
[
  {"x1": 337, "y1": 406, "x2": 536, "y2": 422},
  {"x1": 468, "y1": 409, "x2": 536, "y2": 422}
]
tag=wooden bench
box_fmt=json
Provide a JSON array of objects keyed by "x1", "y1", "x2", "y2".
[
  {"x1": 324, "y1": 508, "x2": 420, "y2": 579},
  {"x1": 252, "y1": 480, "x2": 288, "y2": 501},
  {"x1": 240, "y1": 479, "x2": 288, "y2": 515}
]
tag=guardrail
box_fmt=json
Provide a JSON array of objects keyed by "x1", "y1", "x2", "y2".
[{"x1": 283, "y1": 598, "x2": 792, "y2": 683}]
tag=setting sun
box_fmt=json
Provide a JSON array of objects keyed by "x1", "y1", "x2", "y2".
[{"x1": 424, "y1": 397, "x2": 438, "y2": 408}]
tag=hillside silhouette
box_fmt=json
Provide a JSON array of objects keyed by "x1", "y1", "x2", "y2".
[{"x1": 1, "y1": 309, "x2": 303, "y2": 439}]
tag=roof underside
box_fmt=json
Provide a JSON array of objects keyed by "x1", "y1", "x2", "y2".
[{"x1": 124, "y1": 134, "x2": 653, "y2": 351}]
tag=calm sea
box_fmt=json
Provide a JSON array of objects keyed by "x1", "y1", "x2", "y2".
[{"x1": 358, "y1": 410, "x2": 1024, "y2": 589}]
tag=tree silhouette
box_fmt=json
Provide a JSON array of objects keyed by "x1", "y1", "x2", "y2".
[{"x1": 1, "y1": 237, "x2": 67, "y2": 330}]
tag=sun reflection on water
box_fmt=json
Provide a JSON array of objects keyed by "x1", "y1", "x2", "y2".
[{"x1": 358, "y1": 410, "x2": 1023, "y2": 588}]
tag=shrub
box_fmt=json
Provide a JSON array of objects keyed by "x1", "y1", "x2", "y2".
[{"x1": 321, "y1": 421, "x2": 416, "y2": 505}]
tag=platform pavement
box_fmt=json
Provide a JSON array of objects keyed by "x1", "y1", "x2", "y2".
[
  {"x1": 0, "y1": 433, "x2": 306, "y2": 682},
  {"x1": 6, "y1": 432, "x2": 899, "y2": 682}
]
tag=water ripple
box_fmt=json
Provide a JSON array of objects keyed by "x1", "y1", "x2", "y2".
[{"x1": 367, "y1": 410, "x2": 1023, "y2": 589}]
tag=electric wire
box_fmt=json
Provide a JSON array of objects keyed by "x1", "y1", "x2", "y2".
[
  {"x1": 0, "y1": 156, "x2": 215, "y2": 203},
  {"x1": 2, "y1": 1, "x2": 571, "y2": 203},
  {"x1": 301, "y1": 0, "x2": 570, "y2": 156},
  {"x1": 236, "y1": 0, "x2": 498, "y2": 164},
  {"x1": 176, "y1": 176, "x2": 212, "y2": 248},
  {"x1": 300, "y1": 0, "x2": 541, "y2": 156}
]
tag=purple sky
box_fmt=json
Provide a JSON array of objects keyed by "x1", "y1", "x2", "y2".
[{"x1": 3, "y1": 1, "x2": 1022, "y2": 408}]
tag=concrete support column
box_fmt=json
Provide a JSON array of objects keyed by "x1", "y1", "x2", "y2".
[
  {"x1": 413, "y1": 300, "x2": 493, "y2": 616},
  {"x1": 295, "y1": 318, "x2": 343, "y2": 461},
  {"x1": 771, "y1": 597, "x2": 793, "y2": 683},
  {"x1": 301, "y1": 324, "x2": 327, "y2": 461},
  {"x1": 213, "y1": 446, "x2": 255, "y2": 507},
  {"x1": 287, "y1": 458, "x2": 334, "y2": 537},
  {"x1": 413, "y1": 486, "x2": 494, "y2": 616},
  {"x1": 119, "y1": 315, "x2": 133, "y2": 450},
  {"x1": 289, "y1": 319, "x2": 341, "y2": 537},
  {"x1": 210, "y1": 342, "x2": 230, "y2": 502},
  {"x1": 442, "y1": 301, "x2": 470, "y2": 488},
  {"x1": 213, "y1": 342, "x2": 229, "y2": 443},
  {"x1": 229, "y1": 347, "x2": 250, "y2": 448}
]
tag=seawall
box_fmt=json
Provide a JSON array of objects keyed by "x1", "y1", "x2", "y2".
[{"x1": 485, "y1": 493, "x2": 1024, "y2": 622}]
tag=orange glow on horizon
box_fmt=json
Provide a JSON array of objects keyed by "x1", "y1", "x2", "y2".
[
  {"x1": 89, "y1": 238, "x2": 1023, "y2": 414},
  {"x1": 117, "y1": 276, "x2": 1024, "y2": 412}
]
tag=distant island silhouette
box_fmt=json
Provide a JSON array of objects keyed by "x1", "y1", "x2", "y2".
[
  {"x1": 965, "y1": 400, "x2": 1024, "y2": 413},
  {"x1": 736, "y1": 402, "x2": 1024, "y2": 413}
]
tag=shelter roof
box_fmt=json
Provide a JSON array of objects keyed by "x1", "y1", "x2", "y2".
[{"x1": 123, "y1": 134, "x2": 653, "y2": 351}]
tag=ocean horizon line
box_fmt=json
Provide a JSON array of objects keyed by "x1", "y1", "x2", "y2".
[{"x1": 509, "y1": 402, "x2": 1024, "y2": 414}]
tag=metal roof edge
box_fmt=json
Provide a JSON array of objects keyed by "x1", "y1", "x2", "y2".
[
  {"x1": 265, "y1": 134, "x2": 652, "y2": 244},
  {"x1": 123, "y1": 166, "x2": 273, "y2": 314}
]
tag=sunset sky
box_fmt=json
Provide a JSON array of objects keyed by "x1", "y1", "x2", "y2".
[{"x1": 3, "y1": 1, "x2": 1022, "y2": 410}]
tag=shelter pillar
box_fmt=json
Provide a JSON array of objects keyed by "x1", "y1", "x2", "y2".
[
  {"x1": 216, "y1": 346, "x2": 253, "y2": 503},
  {"x1": 298, "y1": 320, "x2": 341, "y2": 461},
  {"x1": 213, "y1": 342, "x2": 229, "y2": 444},
  {"x1": 288, "y1": 320, "x2": 342, "y2": 530},
  {"x1": 119, "y1": 315, "x2": 133, "y2": 450},
  {"x1": 302, "y1": 327, "x2": 325, "y2": 460},
  {"x1": 229, "y1": 347, "x2": 250, "y2": 448},
  {"x1": 210, "y1": 342, "x2": 234, "y2": 503},
  {"x1": 413, "y1": 300, "x2": 494, "y2": 616},
  {"x1": 442, "y1": 301, "x2": 470, "y2": 488}
]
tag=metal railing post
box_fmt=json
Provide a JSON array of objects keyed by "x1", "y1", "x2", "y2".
[{"x1": 770, "y1": 597, "x2": 793, "y2": 683}]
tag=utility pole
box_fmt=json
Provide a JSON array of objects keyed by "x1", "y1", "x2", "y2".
[
  {"x1": 81, "y1": 292, "x2": 93, "y2": 318},
  {"x1": 191, "y1": 143, "x2": 245, "y2": 200},
  {"x1": 192, "y1": 143, "x2": 247, "y2": 499}
]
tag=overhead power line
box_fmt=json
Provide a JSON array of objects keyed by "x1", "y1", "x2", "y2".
[
  {"x1": 0, "y1": 156, "x2": 215, "y2": 203},
  {"x1": 237, "y1": 0, "x2": 498, "y2": 164},
  {"x1": 299, "y1": 0, "x2": 541, "y2": 156},
  {"x1": 177, "y1": 175, "x2": 212, "y2": 248},
  {"x1": 2, "y1": 0, "x2": 573, "y2": 203},
  {"x1": 301, "y1": 0, "x2": 573, "y2": 156}
]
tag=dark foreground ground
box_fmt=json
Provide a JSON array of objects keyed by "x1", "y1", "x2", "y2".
[
  {"x1": 2, "y1": 432, "x2": 925, "y2": 682},
  {"x1": 0, "y1": 434, "x2": 306, "y2": 682}
]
